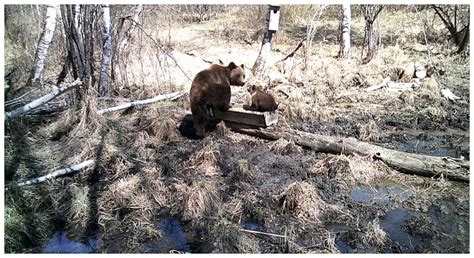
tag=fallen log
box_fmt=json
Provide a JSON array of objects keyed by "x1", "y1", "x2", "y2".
[
  {"x1": 96, "y1": 91, "x2": 184, "y2": 115},
  {"x1": 230, "y1": 126, "x2": 469, "y2": 182},
  {"x1": 5, "y1": 79, "x2": 82, "y2": 120},
  {"x1": 17, "y1": 159, "x2": 95, "y2": 186}
]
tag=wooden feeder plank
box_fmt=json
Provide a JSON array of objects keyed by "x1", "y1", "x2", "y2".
[{"x1": 211, "y1": 104, "x2": 278, "y2": 127}]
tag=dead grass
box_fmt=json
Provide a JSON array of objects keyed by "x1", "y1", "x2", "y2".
[
  {"x1": 187, "y1": 138, "x2": 221, "y2": 176},
  {"x1": 312, "y1": 154, "x2": 392, "y2": 190},
  {"x1": 180, "y1": 180, "x2": 220, "y2": 220},
  {"x1": 281, "y1": 181, "x2": 326, "y2": 223},
  {"x1": 362, "y1": 218, "x2": 389, "y2": 247},
  {"x1": 210, "y1": 218, "x2": 260, "y2": 253},
  {"x1": 65, "y1": 184, "x2": 90, "y2": 235},
  {"x1": 359, "y1": 120, "x2": 381, "y2": 142},
  {"x1": 268, "y1": 138, "x2": 302, "y2": 155}
]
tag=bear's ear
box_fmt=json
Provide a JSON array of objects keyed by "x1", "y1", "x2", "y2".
[
  {"x1": 240, "y1": 64, "x2": 245, "y2": 69},
  {"x1": 228, "y1": 62, "x2": 237, "y2": 70}
]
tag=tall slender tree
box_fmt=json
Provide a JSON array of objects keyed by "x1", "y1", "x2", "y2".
[
  {"x1": 99, "y1": 4, "x2": 112, "y2": 96},
  {"x1": 361, "y1": 5, "x2": 383, "y2": 64},
  {"x1": 338, "y1": 4, "x2": 351, "y2": 59},
  {"x1": 252, "y1": 5, "x2": 278, "y2": 77},
  {"x1": 29, "y1": 5, "x2": 58, "y2": 87}
]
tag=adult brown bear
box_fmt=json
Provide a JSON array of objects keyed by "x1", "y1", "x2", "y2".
[{"x1": 189, "y1": 62, "x2": 246, "y2": 138}]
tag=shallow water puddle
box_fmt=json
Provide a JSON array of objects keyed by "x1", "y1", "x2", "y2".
[
  {"x1": 380, "y1": 208, "x2": 426, "y2": 253},
  {"x1": 42, "y1": 231, "x2": 100, "y2": 253},
  {"x1": 351, "y1": 185, "x2": 410, "y2": 205},
  {"x1": 400, "y1": 138, "x2": 457, "y2": 158},
  {"x1": 142, "y1": 219, "x2": 191, "y2": 253}
]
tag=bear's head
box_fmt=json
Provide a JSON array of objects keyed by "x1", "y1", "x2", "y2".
[
  {"x1": 228, "y1": 62, "x2": 246, "y2": 86},
  {"x1": 247, "y1": 84, "x2": 260, "y2": 94}
]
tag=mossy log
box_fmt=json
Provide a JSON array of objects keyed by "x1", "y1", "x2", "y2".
[{"x1": 230, "y1": 125, "x2": 469, "y2": 182}]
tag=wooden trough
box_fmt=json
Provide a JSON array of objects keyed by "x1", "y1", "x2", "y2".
[{"x1": 211, "y1": 104, "x2": 278, "y2": 128}]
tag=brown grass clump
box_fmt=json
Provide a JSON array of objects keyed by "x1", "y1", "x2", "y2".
[
  {"x1": 417, "y1": 77, "x2": 441, "y2": 101},
  {"x1": 281, "y1": 181, "x2": 326, "y2": 223},
  {"x1": 362, "y1": 218, "x2": 389, "y2": 247},
  {"x1": 223, "y1": 196, "x2": 244, "y2": 222},
  {"x1": 231, "y1": 159, "x2": 255, "y2": 185},
  {"x1": 180, "y1": 180, "x2": 220, "y2": 220},
  {"x1": 187, "y1": 138, "x2": 221, "y2": 176},
  {"x1": 398, "y1": 90, "x2": 415, "y2": 105},
  {"x1": 210, "y1": 218, "x2": 260, "y2": 253},
  {"x1": 268, "y1": 138, "x2": 302, "y2": 155},
  {"x1": 98, "y1": 172, "x2": 168, "y2": 252},
  {"x1": 65, "y1": 184, "x2": 90, "y2": 237},
  {"x1": 359, "y1": 120, "x2": 381, "y2": 142},
  {"x1": 312, "y1": 154, "x2": 390, "y2": 190}
]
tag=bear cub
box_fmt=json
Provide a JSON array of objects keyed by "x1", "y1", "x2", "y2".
[
  {"x1": 189, "y1": 62, "x2": 246, "y2": 138},
  {"x1": 244, "y1": 84, "x2": 279, "y2": 112}
]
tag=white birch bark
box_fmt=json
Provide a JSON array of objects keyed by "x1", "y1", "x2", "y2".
[
  {"x1": 99, "y1": 4, "x2": 113, "y2": 96},
  {"x1": 252, "y1": 6, "x2": 273, "y2": 77},
  {"x1": 340, "y1": 4, "x2": 351, "y2": 59},
  {"x1": 117, "y1": 4, "x2": 142, "y2": 53},
  {"x1": 30, "y1": 5, "x2": 58, "y2": 86},
  {"x1": 17, "y1": 160, "x2": 95, "y2": 186},
  {"x1": 5, "y1": 80, "x2": 82, "y2": 120}
]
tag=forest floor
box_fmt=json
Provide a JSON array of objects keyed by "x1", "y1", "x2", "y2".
[{"x1": 4, "y1": 7, "x2": 470, "y2": 253}]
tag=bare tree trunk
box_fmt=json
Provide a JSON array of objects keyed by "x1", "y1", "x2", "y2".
[
  {"x1": 112, "y1": 4, "x2": 142, "y2": 84},
  {"x1": 252, "y1": 5, "x2": 274, "y2": 77},
  {"x1": 361, "y1": 5, "x2": 383, "y2": 64},
  {"x1": 117, "y1": 5, "x2": 142, "y2": 54},
  {"x1": 338, "y1": 4, "x2": 351, "y2": 59},
  {"x1": 29, "y1": 5, "x2": 58, "y2": 87},
  {"x1": 99, "y1": 4, "x2": 112, "y2": 96}
]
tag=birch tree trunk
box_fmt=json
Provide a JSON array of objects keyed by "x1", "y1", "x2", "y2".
[
  {"x1": 117, "y1": 4, "x2": 142, "y2": 53},
  {"x1": 338, "y1": 4, "x2": 351, "y2": 59},
  {"x1": 99, "y1": 4, "x2": 112, "y2": 96},
  {"x1": 251, "y1": 5, "x2": 273, "y2": 77},
  {"x1": 29, "y1": 5, "x2": 58, "y2": 87},
  {"x1": 113, "y1": 4, "x2": 142, "y2": 84},
  {"x1": 361, "y1": 5, "x2": 383, "y2": 64}
]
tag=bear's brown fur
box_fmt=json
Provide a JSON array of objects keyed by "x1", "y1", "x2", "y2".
[
  {"x1": 244, "y1": 85, "x2": 279, "y2": 112},
  {"x1": 189, "y1": 62, "x2": 246, "y2": 138}
]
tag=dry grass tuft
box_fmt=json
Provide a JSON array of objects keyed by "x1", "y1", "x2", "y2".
[
  {"x1": 362, "y1": 218, "x2": 389, "y2": 247},
  {"x1": 188, "y1": 138, "x2": 221, "y2": 176},
  {"x1": 359, "y1": 120, "x2": 381, "y2": 142},
  {"x1": 268, "y1": 138, "x2": 302, "y2": 155},
  {"x1": 231, "y1": 159, "x2": 255, "y2": 184},
  {"x1": 98, "y1": 172, "x2": 168, "y2": 251},
  {"x1": 281, "y1": 181, "x2": 326, "y2": 223},
  {"x1": 210, "y1": 218, "x2": 260, "y2": 253},
  {"x1": 223, "y1": 196, "x2": 244, "y2": 222},
  {"x1": 313, "y1": 154, "x2": 389, "y2": 190},
  {"x1": 65, "y1": 184, "x2": 90, "y2": 234},
  {"x1": 398, "y1": 90, "x2": 415, "y2": 105},
  {"x1": 181, "y1": 180, "x2": 220, "y2": 220}
]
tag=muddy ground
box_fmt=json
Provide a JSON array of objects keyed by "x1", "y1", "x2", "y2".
[{"x1": 4, "y1": 5, "x2": 470, "y2": 254}]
